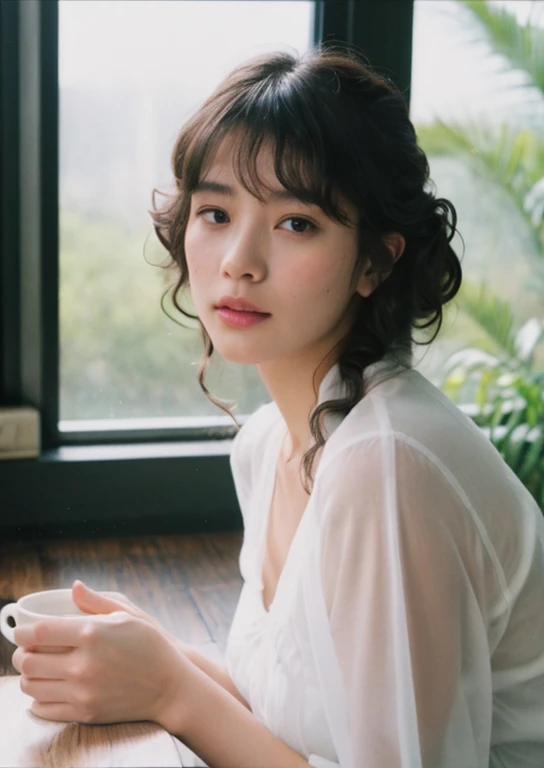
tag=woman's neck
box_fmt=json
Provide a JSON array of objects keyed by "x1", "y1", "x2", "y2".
[{"x1": 256, "y1": 355, "x2": 336, "y2": 460}]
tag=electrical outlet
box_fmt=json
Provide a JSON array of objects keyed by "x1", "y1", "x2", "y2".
[{"x1": 0, "y1": 408, "x2": 40, "y2": 460}]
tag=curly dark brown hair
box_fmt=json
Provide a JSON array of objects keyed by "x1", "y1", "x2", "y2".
[{"x1": 149, "y1": 43, "x2": 462, "y2": 494}]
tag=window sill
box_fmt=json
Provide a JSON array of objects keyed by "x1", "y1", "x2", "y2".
[
  {"x1": 0, "y1": 439, "x2": 240, "y2": 540},
  {"x1": 41, "y1": 438, "x2": 233, "y2": 463}
]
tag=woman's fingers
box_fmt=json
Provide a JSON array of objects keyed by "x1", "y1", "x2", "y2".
[
  {"x1": 11, "y1": 646, "x2": 23, "y2": 673},
  {"x1": 14, "y1": 618, "x2": 81, "y2": 648},
  {"x1": 73, "y1": 582, "x2": 132, "y2": 613},
  {"x1": 20, "y1": 676, "x2": 72, "y2": 703},
  {"x1": 29, "y1": 700, "x2": 80, "y2": 723},
  {"x1": 21, "y1": 679, "x2": 95, "y2": 724},
  {"x1": 17, "y1": 647, "x2": 76, "y2": 680},
  {"x1": 101, "y1": 591, "x2": 133, "y2": 605},
  {"x1": 13, "y1": 612, "x2": 128, "y2": 649},
  {"x1": 71, "y1": 582, "x2": 167, "y2": 637},
  {"x1": 11, "y1": 611, "x2": 183, "y2": 726}
]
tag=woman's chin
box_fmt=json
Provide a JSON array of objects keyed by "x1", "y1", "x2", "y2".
[
  {"x1": 207, "y1": 337, "x2": 272, "y2": 366},
  {"x1": 214, "y1": 347, "x2": 266, "y2": 365}
]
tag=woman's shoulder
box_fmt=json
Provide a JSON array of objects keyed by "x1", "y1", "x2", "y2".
[
  {"x1": 320, "y1": 366, "x2": 536, "y2": 513},
  {"x1": 322, "y1": 367, "x2": 509, "y2": 480},
  {"x1": 315, "y1": 368, "x2": 543, "y2": 593}
]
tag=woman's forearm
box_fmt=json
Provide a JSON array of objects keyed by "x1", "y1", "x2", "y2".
[
  {"x1": 176, "y1": 639, "x2": 251, "y2": 710},
  {"x1": 161, "y1": 660, "x2": 310, "y2": 768}
]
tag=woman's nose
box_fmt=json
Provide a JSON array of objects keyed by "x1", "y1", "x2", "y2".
[{"x1": 220, "y1": 226, "x2": 267, "y2": 280}]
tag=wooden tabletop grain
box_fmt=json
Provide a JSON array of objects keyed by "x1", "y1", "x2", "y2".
[
  {"x1": 0, "y1": 674, "x2": 197, "y2": 767},
  {"x1": 0, "y1": 531, "x2": 237, "y2": 767}
]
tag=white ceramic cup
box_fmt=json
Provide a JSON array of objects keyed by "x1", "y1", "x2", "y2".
[{"x1": 0, "y1": 588, "x2": 101, "y2": 645}]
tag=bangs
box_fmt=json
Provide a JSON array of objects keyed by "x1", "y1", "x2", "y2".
[{"x1": 179, "y1": 81, "x2": 356, "y2": 228}]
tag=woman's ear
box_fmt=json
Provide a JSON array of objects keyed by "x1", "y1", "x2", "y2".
[{"x1": 356, "y1": 233, "x2": 405, "y2": 298}]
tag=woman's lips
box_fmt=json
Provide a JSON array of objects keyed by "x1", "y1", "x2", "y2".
[{"x1": 215, "y1": 307, "x2": 272, "y2": 328}]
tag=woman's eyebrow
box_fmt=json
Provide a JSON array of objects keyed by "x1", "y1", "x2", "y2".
[{"x1": 192, "y1": 180, "x2": 311, "y2": 205}]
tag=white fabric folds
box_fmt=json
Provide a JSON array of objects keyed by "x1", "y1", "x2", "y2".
[{"x1": 225, "y1": 358, "x2": 544, "y2": 768}]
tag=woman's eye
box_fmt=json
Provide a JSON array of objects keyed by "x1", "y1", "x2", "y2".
[
  {"x1": 197, "y1": 208, "x2": 316, "y2": 235},
  {"x1": 199, "y1": 208, "x2": 229, "y2": 225},
  {"x1": 280, "y1": 217, "x2": 316, "y2": 235}
]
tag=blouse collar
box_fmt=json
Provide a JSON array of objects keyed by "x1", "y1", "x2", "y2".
[{"x1": 316, "y1": 350, "x2": 412, "y2": 440}]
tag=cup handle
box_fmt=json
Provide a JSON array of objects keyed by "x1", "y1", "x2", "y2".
[{"x1": 0, "y1": 603, "x2": 18, "y2": 645}]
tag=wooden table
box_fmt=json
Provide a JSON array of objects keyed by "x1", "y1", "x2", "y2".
[{"x1": 0, "y1": 675, "x2": 201, "y2": 767}]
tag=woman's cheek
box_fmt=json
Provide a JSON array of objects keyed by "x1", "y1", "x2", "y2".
[
  {"x1": 183, "y1": 227, "x2": 202, "y2": 272},
  {"x1": 185, "y1": 243, "x2": 207, "y2": 282},
  {"x1": 281, "y1": 257, "x2": 319, "y2": 300},
  {"x1": 187, "y1": 260, "x2": 200, "y2": 280}
]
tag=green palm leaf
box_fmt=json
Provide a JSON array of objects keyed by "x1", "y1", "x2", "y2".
[
  {"x1": 455, "y1": 279, "x2": 519, "y2": 361},
  {"x1": 517, "y1": 429, "x2": 544, "y2": 485},
  {"x1": 417, "y1": 120, "x2": 544, "y2": 258},
  {"x1": 459, "y1": 0, "x2": 544, "y2": 99}
]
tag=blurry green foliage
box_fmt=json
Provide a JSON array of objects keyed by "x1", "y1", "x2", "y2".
[
  {"x1": 417, "y1": 0, "x2": 544, "y2": 509},
  {"x1": 59, "y1": 208, "x2": 267, "y2": 420}
]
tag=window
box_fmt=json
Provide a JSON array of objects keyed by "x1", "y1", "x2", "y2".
[
  {"x1": 58, "y1": 1, "x2": 314, "y2": 430},
  {"x1": 0, "y1": 0, "x2": 414, "y2": 536}
]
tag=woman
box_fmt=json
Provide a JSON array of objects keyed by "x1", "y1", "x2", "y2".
[{"x1": 12, "y1": 46, "x2": 544, "y2": 768}]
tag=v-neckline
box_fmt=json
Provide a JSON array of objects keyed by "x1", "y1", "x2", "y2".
[
  {"x1": 257, "y1": 415, "x2": 309, "y2": 615},
  {"x1": 254, "y1": 359, "x2": 411, "y2": 614}
]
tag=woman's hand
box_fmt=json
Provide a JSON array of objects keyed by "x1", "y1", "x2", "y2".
[
  {"x1": 10, "y1": 584, "x2": 192, "y2": 727},
  {"x1": 71, "y1": 580, "x2": 168, "y2": 637}
]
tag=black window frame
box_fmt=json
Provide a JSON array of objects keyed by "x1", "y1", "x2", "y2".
[{"x1": 0, "y1": 0, "x2": 414, "y2": 539}]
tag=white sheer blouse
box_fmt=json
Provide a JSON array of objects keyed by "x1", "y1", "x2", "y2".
[{"x1": 224, "y1": 359, "x2": 544, "y2": 768}]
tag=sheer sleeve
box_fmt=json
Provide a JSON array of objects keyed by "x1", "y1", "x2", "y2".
[{"x1": 313, "y1": 433, "x2": 493, "y2": 768}]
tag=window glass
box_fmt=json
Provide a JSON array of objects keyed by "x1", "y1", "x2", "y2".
[
  {"x1": 410, "y1": 0, "x2": 544, "y2": 401},
  {"x1": 59, "y1": 0, "x2": 315, "y2": 425}
]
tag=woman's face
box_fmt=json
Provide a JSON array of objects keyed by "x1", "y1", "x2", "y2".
[{"x1": 184, "y1": 132, "x2": 369, "y2": 367}]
